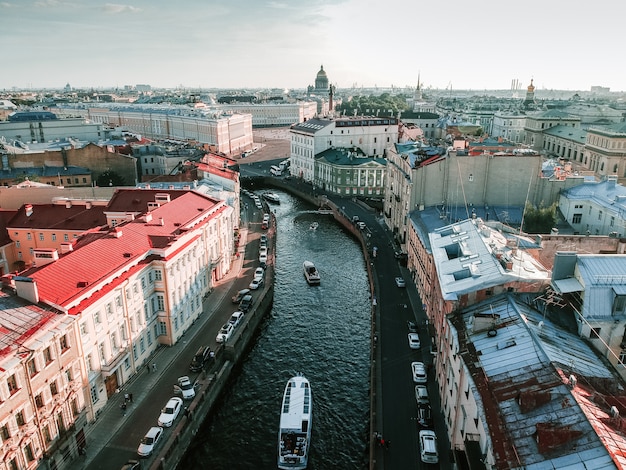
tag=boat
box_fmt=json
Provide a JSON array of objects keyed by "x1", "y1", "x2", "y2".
[
  {"x1": 303, "y1": 261, "x2": 320, "y2": 285},
  {"x1": 278, "y1": 375, "x2": 312, "y2": 470},
  {"x1": 264, "y1": 192, "x2": 281, "y2": 204},
  {"x1": 309, "y1": 222, "x2": 318, "y2": 230}
]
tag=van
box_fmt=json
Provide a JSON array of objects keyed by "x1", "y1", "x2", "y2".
[
  {"x1": 419, "y1": 430, "x2": 439, "y2": 464},
  {"x1": 270, "y1": 165, "x2": 282, "y2": 176}
]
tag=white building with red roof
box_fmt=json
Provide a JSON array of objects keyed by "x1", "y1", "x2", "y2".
[{"x1": 13, "y1": 189, "x2": 235, "y2": 417}]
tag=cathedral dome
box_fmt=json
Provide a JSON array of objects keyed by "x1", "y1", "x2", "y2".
[{"x1": 314, "y1": 65, "x2": 329, "y2": 91}]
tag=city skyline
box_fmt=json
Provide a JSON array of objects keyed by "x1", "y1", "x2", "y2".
[{"x1": 2, "y1": 0, "x2": 623, "y2": 92}]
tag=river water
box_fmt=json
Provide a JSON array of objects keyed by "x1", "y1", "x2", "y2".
[{"x1": 180, "y1": 191, "x2": 372, "y2": 469}]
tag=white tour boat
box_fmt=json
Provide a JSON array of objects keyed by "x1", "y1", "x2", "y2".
[
  {"x1": 264, "y1": 192, "x2": 281, "y2": 204},
  {"x1": 278, "y1": 375, "x2": 312, "y2": 470},
  {"x1": 309, "y1": 222, "x2": 319, "y2": 230},
  {"x1": 302, "y1": 261, "x2": 320, "y2": 285}
]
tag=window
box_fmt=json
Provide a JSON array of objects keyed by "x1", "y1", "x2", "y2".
[
  {"x1": 572, "y1": 213, "x2": 582, "y2": 224},
  {"x1": 15, "y1": 410, "x2": 25, "y2": 426},
  {"x1": 27, "y1": 233, "x2": 32, "y2": 240},
  {"x1": 157, "y1": 295, "x2": 164, "y2": 311},
  {"x1": 15, "y1": 241, "x2": 20, "y2": 248},
  {"x1": 64, "y1": 234, "x2": 69, "y2": 241},
  {"x1": 43, "y1": 347, "x2": 52, "y2": 365},
  {"x1": 27, "y1": 359, "x2": 37, "y2": 377},
  {"x1": 90, "y1": 384, "x2": 99, "y2": 403},
  {"x1": 24, "y1": 443, "x2": 34, "y2": 462},
  {"x1": 43, "y1": 425, "x2": 51, "y2": 443},
  {"x1": 148, "y1": 272, "x2": 153, "y2": 284},
  {"x1": 35, "y1": 393, "x2": 44, "y2": 408},
  {"x1": 7, "y1": 375, "x2": 18, "y2": 394},
  {"x1": 155, "y1": 270, "x2": 162, "y2": 281},
  {"x1": 80, "y1": 322, "x2": 88, "y2": 336},
  {"x1": 50, "y1": 380, "x2": 58, "y2": 396},
  {"x1": 94, "y1": 311, "x2": 101, "y2": 324},
  {"x1": 1, "y1": 424, "x2": 9, "y2": 440},
  {"x1": 52, "y1": 233, "x2": 56, "y2": 241},
  {"x1": 598, "y1": 210, "x2": 603, "y2": 221},
  {"x1": 591, "y1": 327, "x2": 601, "y2": 339},
  {"x1": 620, "y1": 350, "x2": 626, "y2": 366},
  {"x1": 65, "y1": 368, "x2": 73, "y2": 383}
]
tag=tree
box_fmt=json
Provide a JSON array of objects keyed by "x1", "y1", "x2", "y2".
[
  {"x1": 522, "y1": 202, "x2": 557, "y2": 234},
  {"x1": 96, "y1": 170, "x2": 126, "y2": 187}
]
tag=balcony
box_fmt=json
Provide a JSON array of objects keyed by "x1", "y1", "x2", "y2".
[{"x1": 100, "y1": 349, "x2": 130, "y2": 377}]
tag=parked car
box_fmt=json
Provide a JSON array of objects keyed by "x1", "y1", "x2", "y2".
[
  {"x1": 395, "y1": 277, "x2": 406, "y2": 288},
  {"x1": 249, "y1": 277, "x2": 263, "y2": 290},
  {"x1": 231, "y1": 288, "x2": 251, "y2": 304},
  {"x1": 419, "y1": 429, "x2": 439, "y2": 464},
  {"x1": 357, "y1": 221, "x2": 366, "y2": 230},
  {"x1": 174, "y1": 376, "x2": 196, "y2": 400},
  {"x1": 189, "y1": 345, "x2": 211, "y2": 372},
  {"x1": 216, "y1": 323, "x2": 234, "y2": 343},
  {"x1": 137, "y1": 426, "x2": 163, "y2": 457},
  {"x1": 259, "y1": 253, "x2": 268, "y2": 266},
  {"x1": 229, "y1": 311, "x2": 245, "y2": 328},
  {"x1": 158, "y1": 397, "x2": 183, "y2": 427},
  {"x1": 121, "y1": 460, "x2": 141, "y2": 470},
  {"x1": 239, "y1": 294, "x2": 254, "y2": 312},
  {"x1": 408, "y1": 333, "x2": 421, "y2": 349},
  {"x1": 260, "y1": 234, "x2": 267, "y2": 244},
  {"x1": 417, "y1": 403, "x2": 433, "y2": 428},
  {"x1": 407, "y1": 321, "x2": 418, "y2": 333},
  {"x1": 254, "y1": 267, "x2": 265, "y2": 280},
  {"x1": 412, "y1": 361, "x2": 427, "y2": 383},
  {"x1": 259, "y1": 246, "x2": 268, "y2": 257},
  {"x1": 415, "y1": 385, "x2": 429, "y2": 405}
]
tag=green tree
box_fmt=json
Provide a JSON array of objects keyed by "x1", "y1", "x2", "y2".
[
  {"x1": 96, "y1": 170, "x2": 126, "y2": 187},
  {"x1": 522, "y1": 202, "x2": 557, "y2": 234}
]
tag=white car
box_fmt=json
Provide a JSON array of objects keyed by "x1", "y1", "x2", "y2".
[
  {"x1": 254, "y1": 267, "x2": 264, "y2": 280},
  {"x1": 419, "y1": 429, "x2": 439, "y2": 464},
  {"x1": 216, "y1": 323, "x2": 234, "y2": 343},
  {"x1": 174, "y1": 376, "x2": 196, "y2": 400},
  {"x1": 158, "y1": 397, "x2": 183, "y2": 427},
  {"x1": 408, "y1": 333, "x2": 421, "y2": 349},
  {"x1": 137, "y1": 426, "x2": 163, "y2": 457},
  {"x1": 412, "y1": 361, "x2": 427, "y2": 384},
  {"x1": 249, "y1": 278, "x2": 263, "y2": 290},
  {"x1": 395, "y1": 277, "x2": 406, "y2": 288},
  {"x1": 259, "y1": 253, "x2": 268, "y2": 265},
  {"x1": 259, "y1": 246, "x2": 268, "y2": 257},
  {"x1": 229, "y1": 311, "x2": 244, "y2": 328}
]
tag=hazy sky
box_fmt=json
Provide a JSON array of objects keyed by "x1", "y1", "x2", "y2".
[{"x1": 2, "y1": 0, "x2": 624, "y2": 92}]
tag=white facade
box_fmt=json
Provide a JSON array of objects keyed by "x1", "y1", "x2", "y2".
[
  {"x1": 0, "y1": 117, "x2": 104, "y2": 143},
  {"x1": 289, "y1": 116, "x2": 399, "y2": 182},
  {"x1": 491, "y1": 113, "x2": 527, "y2": 143},
  {"x1": 220, "y1": 102, "x2": 317, "y2": 127}
]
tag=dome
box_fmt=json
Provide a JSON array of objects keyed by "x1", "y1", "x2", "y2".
[
  {"x1": 316, "y1": 65, "x2": 327, "y2": 78},
  {"x1": 314, "y1": 65, "x2": 329, "y2": 91}
]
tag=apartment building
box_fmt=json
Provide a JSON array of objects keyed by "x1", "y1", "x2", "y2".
[
  {"x1": 0, "y1": 112, "x2": 104, "y2": 143},
  {"x1": 583, "y1": 123, "x2": 626, "y2": 183},
  {"x1": 442, "y1": 294, "x2": 625, "y2": 469},
  {"x1": 0, "y1": 291, "x2": 83, "y2": 470},
  {"x1": 6, "y1": 199, "x2": 108, "y2": 267},
  {"x1": 289, "y1": 116, "x2": 398, "y2": 182},
  {"x1": 14, "y1": 190, "x2": 235, "y2": 421}
]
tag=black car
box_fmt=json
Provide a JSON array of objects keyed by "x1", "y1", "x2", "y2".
[
  {"x1": 417, "y1": 403, "x2": 433, "y2": 428},
  {"x1": 407, "y1": 321, "x2": 418, "y2": 333},
  {"x1": 239, "y1": 294, "x2": 254, "y2": 313},
  {"x1": 189, "y1": 346, "x2": 211, "y2": 372}
]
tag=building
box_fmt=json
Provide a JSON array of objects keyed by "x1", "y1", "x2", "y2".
[
  {"x1": 0, "y1": 112, "x2": 104, "y2": 143},
  {"x1": 491, "y1": 112, "x2": 527, "y2": 143},
  {"x1": 551, "y1": 251, "x2": 626, "y2": 380},
  {"x1": 289, "y1": 116, "x2": 398, "y2": 182},
  {"x1": 218, "y1": 102, "x2": 318, "y2": 128},
  {"x1": 313, "y1": 147, "x2": 386, "y2": 198},
  {"x1": 0, "y1": 291, "x2": 84, "y2": 469},
  {"x1": 14, "y1": 190, "x2": 235, "y2": 420},
  {"x1": 6, "y1": 199, "x2": 109, "y2": 267},
  {"x1": 52, "y1": 105, "x2": 253, "y2": 157},
  {"x1": 443, "y1": 293, "x2": 625, "y2": 469},
  {"x1": 523, "y1": 109, "x2": 581, "y2": 151},
  {"x1": 558, "y1": 175, "x2": 626, "y2": 236},
  {"x1": 583, "y1": 123, "x2": 626, "y2": 183}
]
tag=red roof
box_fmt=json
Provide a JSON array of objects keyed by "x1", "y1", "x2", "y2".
[{"x1": 28, "y1": 191, "x2": 225, "y2": 311}]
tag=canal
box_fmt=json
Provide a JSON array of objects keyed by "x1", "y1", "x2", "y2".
[{"x1": 180, "y1": 190, "x2": 372, "y2": 469}]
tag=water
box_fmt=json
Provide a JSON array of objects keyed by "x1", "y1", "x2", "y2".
[{"x1": 180, "y1": 191, "x2": 372, "y2": 469}]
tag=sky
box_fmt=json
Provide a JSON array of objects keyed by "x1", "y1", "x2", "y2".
[{"x1": 2, "y1": 0, "x2": 624, "y2": 92}]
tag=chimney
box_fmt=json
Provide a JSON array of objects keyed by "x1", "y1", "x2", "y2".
[
  {"x1": 65, "y1": 200, "x2": 72, "y2": 208},
  {"x1": 144, "y1": 212, "x2": 153, "y2": 223},
  {"x1": 86, "y1": 201, "x2": 92, "y2": 209},
  {"x1": 113, "y1": 227, "x2": 123, "y2": 238},
  {"x1": 159, "y1": 217, "x2": 165, "y2": 226},
  {"x1": 14, "y1": 276, "x2": 39, "y2": 304},
  {"x1": 25, "y1": 204, "x2": 33, "y2": 217}
]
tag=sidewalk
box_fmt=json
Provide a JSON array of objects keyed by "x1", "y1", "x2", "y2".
[{"x1": 68, "y1": 227, "x2": 249, "y2": 470}]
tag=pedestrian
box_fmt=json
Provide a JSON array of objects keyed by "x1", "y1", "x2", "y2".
[
  {"x1": 146, "y1": 364, "x2": 150, "y2": 374},
  {"x1": 380, "y1": 437, "x2": 385, "y2": 448},
  {"x1": 385, "y1": 439, "x2": 391, "y2": 449},
  {"x1": 152, "y1": 363, "x2": 157, "y2": 372},
  {"x1": 120, "y1": 402, "x2": 127, "y2": 416},
  {"x1": 129, "y1": 393, "x2": 133, "y2": 403},
  {"x1": 124, "y1": 392, "x2": 129, "y2": 403}
]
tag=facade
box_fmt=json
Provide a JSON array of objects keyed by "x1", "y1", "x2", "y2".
[
  {"x1": 6, "y1": 199, "x2": 109, "y2": 267},
  {"x1": 289, "y1": 116, "x2": 398, "y2": 182},
  {"x1": 398, "y1": 111, "x2": 439, "y2": 140},
  {"x1": 219, "y1": 102, "x2": 317, "y2": 128},
  {"x1": 558, "y1": 176, "x2": 626, "y2": 236},
  {"x1": 0, "y1": 291, "x2": 84, "y2": 470},
  {"x1": 314, "y1": 148, "x2": 386, "y2": 198},
  {"x1": 523, "y1": 109, "x2": 581, "y2": 151},
  {"x1": 541, "y1": 124, "x2": 587, "y2": 162},
  {"x1": 551, "y1": 251, "x2": 626, "y2": 380},
  {"x1": 15, "y1": 190, "x2": 235, "y2": 421},
  {"x1": 53, "y1": 105, "x2": 253, "y2": 157},
  {"x1": 0, "y1": 211, "x2": 17, "y2": 276},
  {"x1": 0, "y1": 112, "x2": 104, "y2": 143},
  {"x1": 490, "y1": 112, "x2": 527, "y2": 143},
  {"x1": 583, "y1": 123, "x2": 626, "y2": 183}
]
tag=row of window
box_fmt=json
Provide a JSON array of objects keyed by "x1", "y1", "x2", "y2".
[{"x1": 16, "y1": 232, "x2": 75, "y2": 242}]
